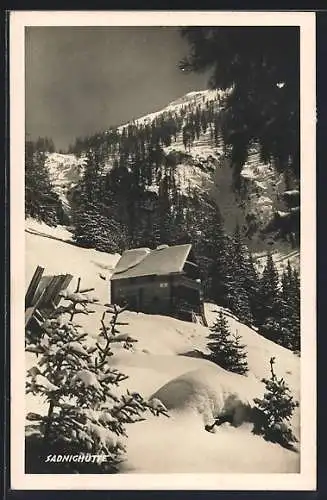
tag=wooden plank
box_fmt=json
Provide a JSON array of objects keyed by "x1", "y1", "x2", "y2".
[
  {"x1": 33, "y1": 309, "x2": 45, "y2": 324},
  {"x1": 25, "y1": 306, "x2": 38, "y2": 327},
  {"x1": 51, "y1": 274, "x2": 73, "y2": 307},
  {"x1": 31, "y1": 276, "x2": 53, "y2": 306},
  {"x1": 61, "y1": 273, "x2": 73, "y2": 291},
  {"x1": 25, "y1": 285, "x2": 48, "y2": 327},
  {"x1": 25, "y1": 266, "x2": 44, "y2": 308},
  {"x1": 200, "y1": 303, "x2": 208, "y2": 327},
  {"x1": 41, "y1": 275, "x2": 62, "y2": 306},
  {"x1": 47, "y1": 275, "x2": 65, "y2": 304},
  {"x1": 26, "y1": 273, "x2": 74, "y2": 327},
  {"x1": 41, "y1": 274, "x2": 72, "y2": 308},
  {"x1": 52, "y1": 273, "x2": 73, "y2": 307}
]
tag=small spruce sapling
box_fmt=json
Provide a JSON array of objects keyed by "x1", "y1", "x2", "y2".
[
  {"x1": 229, "y1": 331, "x2": 249, "y2": 375},
  {"x1": 253, "y1": 357, "x2": 299, "y2": 448},
  {"x1": 25, "y1": 278, "x2": 168, "y2": 473},
  {"x1": 207, "y1": 311, "x2": 248, "y2": 375}
]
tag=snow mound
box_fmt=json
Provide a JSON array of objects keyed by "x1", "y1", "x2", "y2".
[{"x1": 151, "y1": 365, "x2": 262, "y2": 427}]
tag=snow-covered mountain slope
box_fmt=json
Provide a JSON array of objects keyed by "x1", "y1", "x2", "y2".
[
  {"x1": 25, "y1": 220, "x2": 300, "y2": 473},
  {"x1": 123, "y1": 89, "x2": 222, "y2": 127},
  {"x1": 121, "y1": 89, "x2": 298, "y2": 251},
  {"x1": 44, "y1": 88, "x2": 299, "y2": 257}
]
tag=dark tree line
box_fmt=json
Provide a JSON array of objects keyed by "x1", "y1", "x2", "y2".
[
  {"x1": 200, "y1": 214, "x2": 300, "y2": 351},
  {"x1": 66, "y1": 83, "x2": 299, "y2": 250}
]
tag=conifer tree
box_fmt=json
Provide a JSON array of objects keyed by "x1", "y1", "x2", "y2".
[
  {"x1": 180, "y1": 27, "x2": 300, "y2": 179},
  {"x1": 256, "y1": 252, "x2": 281, "y2": 342},
  {"x1": 80, "y1": 148, "x2": 105, "y2": 205},
  {"x1": 25, "y1": 280, "x2": 168, "y2": 473},
  {"x1": 253, "y1": 357, "x2": 299, "y2": 447},
  {"x1": 229, "y1": 330, "x2": 249, "y2": 375},
  {"x1": 204, "y1": 213, "x2": 235, "y2": 309},
  {"x1": 72, "y1": 206, "x2": 129, "y2": 254},
  {"x1": 229, "y1": 287, "x2": 253, "y2": 327},
  {"x1": 273, "y1": 299, "x2": 298, "y2": 351},
  {"x1": 243, "y1": 251, "x2": 261, "y2": 321},
  {"x1": 25, "y1": 140, "x2": 63, "y2": 225},
  {"x1": 201, "y1": 110, "x2": 208, "y2": 134},
  {"x1": 229, "y1": 224, "x2": 254, "y2": 325},
  {"x1": 207, "y1": 311, "x2": 248, "y2": 375},
  {"x1": 278, "y1": 262, "x2": 300, "y2": 351}
]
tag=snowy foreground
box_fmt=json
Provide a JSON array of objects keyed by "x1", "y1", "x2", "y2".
[{"x1": 25, "y1": 219, "x2": 300, "y2": 473}]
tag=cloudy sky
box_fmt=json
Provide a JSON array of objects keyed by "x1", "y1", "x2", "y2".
[{"x1": 25, "y1": 26, "x2": 209, "y2": 151}]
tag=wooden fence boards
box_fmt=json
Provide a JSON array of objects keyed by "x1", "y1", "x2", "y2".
[
  {"x1": 25, "y1": 267, "x2": 74, "y2": 329},
  {"x1": 25, "y1": 266, "x2": 44, "y2": 308}
]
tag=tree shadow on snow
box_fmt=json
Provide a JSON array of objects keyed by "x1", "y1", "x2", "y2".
[
  {"x1": 205, "y1": 408, "x2": 299, "y2": 453},
  {"x1": 251, "y1": 408, "x2": 299, "y2": 452}
]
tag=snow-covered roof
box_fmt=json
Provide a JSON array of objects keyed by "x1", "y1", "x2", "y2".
[{"x1": 111, "y1": 244, "x2": 192, "y2": 280}]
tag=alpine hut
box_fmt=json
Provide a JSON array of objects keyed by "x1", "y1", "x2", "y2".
[{"x1": 110, "y1": 244, "x2": 207, "y2": 325}]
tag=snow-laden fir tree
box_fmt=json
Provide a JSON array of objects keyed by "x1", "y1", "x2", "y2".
[
  {"x1": 25, "y1": 278, "x2": 168, "y2": 473},
  {"x1": 279, "y1": 261, "x2": 300, "y2": 352},
  {"x1": 73, "y1": 204, "x2": 129, "y2": 254},
  {"x1": 25, "y1": 139, "x2": 64, "y2": 226},
  {"x1": 256, "y1": 252, "x2": 281, "y2": 343},
  {"x1": 72, "y1": 149, "x2": 130, "y2": 253},
  {"x1": 228, "y1": 224, "x2": 254, "y2": 325},
  {"x1": 207, "y1": 311, "x2": 248, "y2": 375},
  {"x1": 253, "y1": 357, "x2": 299, "y2": 447},
  {"x1": 243, "y1": 251, "x2": 261, "y2": 322},
  {"x1": 200, "y1": 207, "x2": 236, "y2": 310},
  {"x1": 255, "y1": 256, "x2": 300, "y2": 351}
]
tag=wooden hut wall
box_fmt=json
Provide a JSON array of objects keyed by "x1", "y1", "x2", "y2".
[{"x1": 111, "y1": 275, "x2": 172, "y2": 313}]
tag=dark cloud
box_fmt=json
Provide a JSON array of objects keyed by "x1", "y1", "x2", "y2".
[{"x1": 25, "y1": 26, "x2": 209, "y2": 150}]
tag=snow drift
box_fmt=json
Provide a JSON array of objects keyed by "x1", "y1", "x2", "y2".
[{"x1": 151, "y1": 365, "x2": 261, "y2": 427}]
